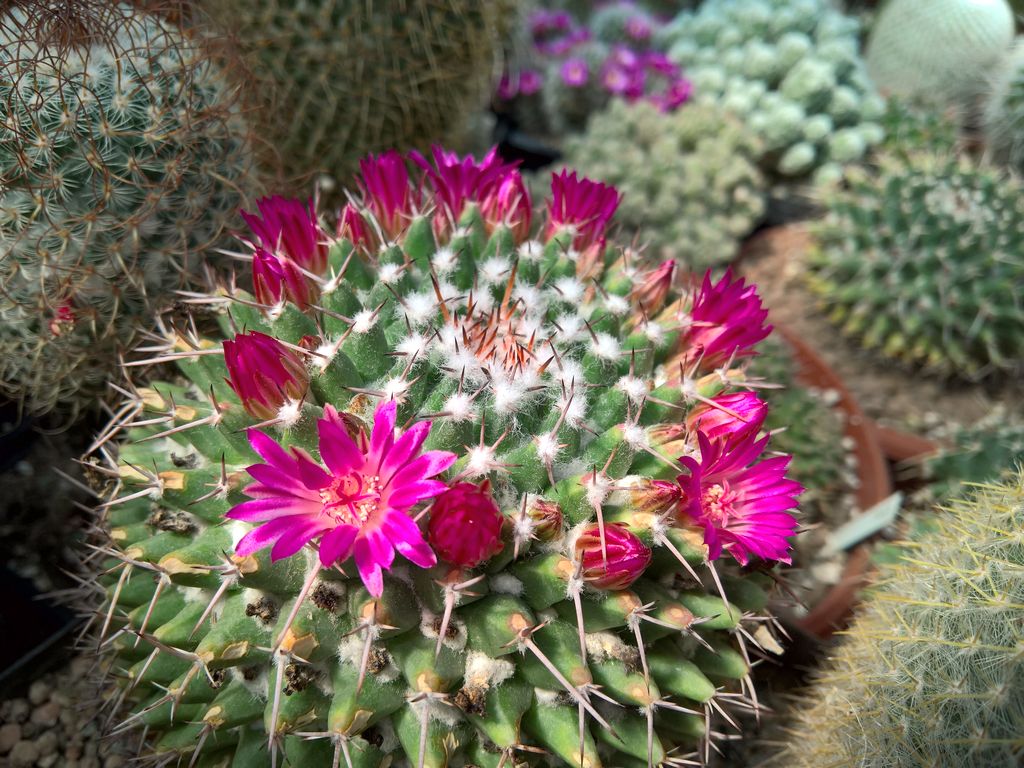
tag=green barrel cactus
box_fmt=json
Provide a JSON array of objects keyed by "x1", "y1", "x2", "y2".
[
  {"x1": 779, "y1": 470, "x2": 1024, "y2": 766},
  {"x1": 0, "y1": 1, "x2": 254, "y2": 415},
  {"x1": 657, "y1": 0, "x2": 886, "y2": 179},
  {"x1": 866, "y1": 0, "x2": 1015, "y2": 109},
  {"x1": 985, "y1": 38, "x2": 1024, "y2": 170},
  {"x1": 199, "y1": 0, "x2": 511, "y2": 188},
  {"x1": 561, "y1": 100, "x2": 767, "y2": 272},
  {"x1": 807, "y1": 150, "x2": 1024, "y2": 380},
  {"x1": 920, "y1": 410, "x2": 1024, "y2": 499},
  {"x1": 89, "y1": 148, "x2": 804, "y2": 767}
]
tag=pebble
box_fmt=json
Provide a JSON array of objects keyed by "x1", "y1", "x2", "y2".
[
  {"x1": 0, "y1": 722, "x2": 21, "y2": 753},
  {"x1": 9, "y1": 740, "x2": 40, "y2": 767},
  {"x1": 31, "y1": 700, "x2": 61, "y2": 727},
  {"x1": 37, "y1": 729, "x2": 59, "y2": 757},
  {"x1": 28, "y1": 680, "x2": 51, "y2": 706}
]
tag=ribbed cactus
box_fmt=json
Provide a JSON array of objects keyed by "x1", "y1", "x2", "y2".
[
  {"x1": 0, "y1": 0, "x2": 253, "y2": 415},
  {"x1": 199, "y1": 0, "x2": 510, "y2": 187},
  {"x1": 985, "y1": 38, "x2": 1024, "y2": 170},
  {"x1": 90, "y1": 148, "x2": 804, "y2": 767},
  {"x1": 561, "y1": 100, "x2": 766, "y2": 271},
  {"x1": 921, "y1": 411, "x2": 1024, "y2": 499},
  {"x1": 866, "y1": 0, "x2": 1015, "y2": 109},
  {"x1": 657, "y1": 0, "x2": 886, "y2": 179},
  {"x1": 808, "y1": 150, "x2": 1024, "y2": 379},
  {"x1": 779, "y1": 471, "x2": 1024, "y2": 766}
]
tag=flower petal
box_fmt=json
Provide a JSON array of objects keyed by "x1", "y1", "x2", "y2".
[
  {"x1": 353, "y1": 533, "x2": 391, "y2": 597},
  {"x1": 246, "y1": 463, "x2": 321, "y2": 499},
  {"x1": 381, "y1": 420, "x2": 432, "y2": 478},
  {"x1": 235, "y1": 516, "x2": 299, "y2": 557},
  {"x1": 319, "y1": 524, "x2": 358, "y2": 567},
  {"x1": 369, "y1": 400, "x2": 397, "y2": 465},
  {"x1": 319, "y1": 406, "x2": 363, "y2": 475},
  {"x1": 387, "y1": 479, "x2": 450, "y2": 510},
  {"x1": 227, "y1": 496, "x2": 320, "y2": 522},
  {"x1": 382, "y1": 510, "x2": 437, "y2": 569},
  {"x1": 271, "y1": 519, "x2": 325, "y2": 561},
  {"x1": 388, "y1": 450, "x2": 456, "y2": 489}
]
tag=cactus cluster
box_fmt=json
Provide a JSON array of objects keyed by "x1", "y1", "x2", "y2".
[
  {"x1": 920, "y1": 409, "x2": 1024, "y2": 499},
  {"x1": 807, "y1": 150, "x2": 1024, "y2": 379},
  {"x1": 560, "y1": 100, "x2": 766, "y2": 271},
  {"x1": 657, "y1": 0, "x2": 886, "y2": 179},
  {"x1": 779, "y1": 471, "x2": 1024, "y2": 767},
  {"x1": 0, "y1": 0, "x2": 253, "y2": 416},
  {"x1": 866, "y1": 0, "x2": 1015, "y2": 110},
  {"x1": 89, "y1": 148, "x2": 803, "y2": 767},
  {"x1": 199, "y1": 0, "x2": 510, "y2": 188},
  {"x1": 985, "y1": 39, "x2": 1024, "y2": 171}
]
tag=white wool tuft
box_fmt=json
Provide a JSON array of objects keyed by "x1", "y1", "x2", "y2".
[
  {"x1": 377, "y1": 262, "x2": 403, "y2": 285},
  {"x1": 396, "y1": 332, "x2": 430, "y2": 359},
  {"x1": 513, "y1": 282, "x2": 543, "y2": 311},
  {"x1": 466, "y1": 444, "x2": 497, "y2": 477},
  {"x1": 553, "y1": 313, "x2": 584, "y2": 341},
  {"x1": 534, "y1": 688, "x2": 562, "y2": 707},
  {"x1": 443, "y1": 392, "x2": 476, "y2": 422},
  {"x1": 585, "y1": 631, "x2": 629, "y2": 661},
  {"x1": 616, "y1": 375, "x2": 649, "y2": 404},
  {"x1": 492, "y1": 380, "x2": 524, "y2": 414},
  {"x1": 555, "y1": 393, "x2": 587, "y2": 427},
  {"x1": 645, "y1": 321, "x2": 666, "y2": 343},
  {"x1": 351, "y1": 309, "x2": 376, "y2": 334},
  {"x1": 464, "y1": 651, "x2": 515, "y2": 688},
  {"x1": 518, "y1": 240, "x2": 544, "y2": 262},
  {"x1": 622, "y1": 423, "x2": 648, "y2": 449},
  {"x1": 431, "y1": 246, "x2": 458, "y2": 274},
  {"x1": 592, "y1": 332, "x2": 620, "y2": 360},
  {"x1": 403, "y1": 293, "x2": 437, "y2": 326},
  {"x1": 535, "y1": 432, "x2": 561, "y2": 463},
  {"x1": 555, "y1": 359, "x2": 585, "y2": 391},
  {"x1": 276, "y1": 399, "x2": 302, "y2": 428},
  {"x1": 553, "y1": 276, "x2": 585, "y2": 304},
  {"x1": 382, "y1": 378, "x2": 409, "y2": 401},
  {"x1": 605, "y1": 294, "x2": 630, "y2": 315},
  {"x1": 479, "y1": 256, "x2": 511, "y2": 285},
  {"x1": 489, "y1": 573, "x2": 524, "y2": 595},
  {"x1": 420, "y1": 611, "x2": 468, "y2": 652}
]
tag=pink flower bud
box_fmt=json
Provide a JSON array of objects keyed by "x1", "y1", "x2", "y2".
[
  {"x1": 687, "y1": 391, "x2": 768, "y2": 448},
  {"x1": 632, "y1": 259, "x2": 675, "y2": 313},
  {"x1": 574, "y1": 522, "x2": 651, "y2": 590},
  {"x1": 48, "y1": 300, "x2": 76, "y2": 337},
  {"x1": 629, "y1": 479, "x2": 682, "y2": 518},
  {"x1": 241, "y1": 196, "x2": 328, "y2": 274},
  {"x1": 252, "y1": 248, "x2": 316, "y2": 309},
  {"x1": 224, "y1": 331, "x2": 309, "y2": 419},
  {"x1": 526, "y1": 498, "x2": 564, "y2": 541},
  {"x1": 480, "y1": 172, "x2": 532, "y2": 242},
  {"x1": 428, "y1": 481, "x2": 505, "y2": 568},
  {"x1": 337, "y1": 203, "x2": 375, "y2": 251}
]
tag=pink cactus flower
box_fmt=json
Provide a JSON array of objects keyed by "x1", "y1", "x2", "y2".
[
  {"x1": 574, "y1": 521, "x2": 652, "y2": 590},
  {"x1": 48, "y1": 300, "x2": 76, "y2": 336},
  {"x1": 676, "y1": 432, "x2": 802, "y2": 565},
  {"x1": 497, "y1": 71, "x2": 519, "y2": 101},
  {"x1": 560, "y1": 57, "x2": 590, "y2": 87},
  {"x1": 357, "y1": 150, "x2": 418, "y2": 241},
  {"x1": 252, "y1": 248, "x2": 316, "y2": 309},
  {"x1": 651, "y1": 77, "x2": 693, "y2": 113},
  {"x1": 680, "y1": 269, "x2": 772, "y2": 371},
  {"x1": 547, "y1": 170, "x2": 621, "y2": 277},
  {"x1": 687, "y1": 391, "x2": 768, "y2": 449},
  {"x1": 227, "y1": 400, "x2": 455, "y2": 596},
  {"x1": 427, "y1": 480, "x2": 505, "y2": 568},
  {"x1": 625, "y1": 15, "x2": 652, "y2": 42},
  {"x1": 632, "y1": 259, "x2": 675, "y2": 313},
  {"x1": 223, "y1": 331, "x2": 310, "y2": 420},
  {"x1": 337, "y1": 203, "x2": 374, "y2": 251},
  {"x1": 241, "y1": 196, "x2": 328, "y2": 274},
  {"x1": 479, "y1": 172, "x2": 533, "y2": 242},
  {"x1": 518, "y1": 68, "x2": 544, "y2": 96}
]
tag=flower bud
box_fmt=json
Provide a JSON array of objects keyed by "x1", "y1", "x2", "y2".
[
  {"x1": 252, "y1": 248, "x2": 316, "y2": 309},
  {"x1": 224, "y1": 331, "x2": 309, "y2": 419},
  {"x1": 336, "y1": 203, "x2": 375, "y2": 251},
  {"x1": 241, "y1": 196, "x2": 328, "y2": 274},
  {"x1": 632, "y1": 259, "x2": 675, "y2": 314},
  {"x1": 526, "y1": 497, "x2": 564, "y2": 542},
  {"x1": 687, "y1": 391, "x2": 767, "y2": 447},
  {"x1": 574, "y1": 522, "x2": 651, "y2": 590},
  {"x1": 481, "y1": 173, "x2": 532, "y2": 242},
  {"x1": 428, "y1": 481, "x2": 505, "y2": 568},
  {"x1": 629, "y1": 478, "x2": 681, "y2": 518}
]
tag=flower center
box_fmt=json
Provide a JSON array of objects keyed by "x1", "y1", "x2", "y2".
[
  {"x1": 320, "y1": 472, "x2": 381, "y2": 527},
  {"x1": 701, "y1": 482, "x2": 738, "y2": 524}
]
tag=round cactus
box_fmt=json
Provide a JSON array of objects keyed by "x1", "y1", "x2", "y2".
[
  {"x1": 199, "y1": 0, "x2": 512, "y2": 188},
  {"x1": 866, "y1": 0, "x2": 1015, "y2": 108},
  {"x1": 779, "y1": 471, "x2": 1024, "y2": 766},
  {"x1": 920, "y1": 410, "x2": 1024, "y2": 499},
  {"x1": 0, "y1": 0, "x2": 254, "y2": 416},
  {"x1": 984, "y1": 38, "x2": 1024, "y2": 170},
  {"x1": 560, "y1": 100, "x2": 767, "y2": 271},
  {"x1": 89, "y1": 148, "x2": 804, "y2": 767},
  {"x1": 807, "y1": 150, "x2": 1024, "y2": 379},
  {"x1": 658, "y1": 0, "x2": 886, "y2": 178}
]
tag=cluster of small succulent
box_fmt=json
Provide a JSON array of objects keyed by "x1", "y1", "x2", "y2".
[
  {"x1": 89, "y1": 147, "x2": 803, "y2": 767},
  {"x1": 497, "y1": 4, "x2": 693, "y2": 138},
  {"x1": 919, "y1": 409, "x2": 1024, "y2": 499},
  {"x1": 0, "y1": 0, "x2": 253, "y2": 416},
  {"x1": 779, "y1": 471, "x2": 1024, "y2": 767},
  {"x1": 807, "y1": 149, "x2": 1024, "y2": 380},
  {"x1": 866, "y1": 0, "x2": 1015, "y2": 110},
  {"x1": 560, "y1": 100, "x2": 766, "y2": 271},
  {"x1": 199, "y1": 0, "x2": 510, "y2": 188},
  {"x1": 656, "y1": 0, "x2": 886, "y2": 179}
]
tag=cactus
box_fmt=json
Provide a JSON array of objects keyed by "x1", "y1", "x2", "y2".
[
  {"x1": 920, "y1": 410, "x2": 1024, "y2": 499},
  {"x1": 0, "y1": 1, "x2": 253, "y2": 416},
  {"x1": 199, "y1": 0, "x2": 511, "y2": 188},
  {"x1": 807, "y1": 149, "x2": 1024, "y2": 380},
  {"x1": 866, "y1": 0, "x2": 1015, "y2": 109},
  {"x1": 89, "y1": 148, "x2": 804, "y2": 767},
  {"x1": 779, "y1": 471, "x2": 1024, "y2": 767},
  {"x1": 560, "y1": 100, "x2": 766, "y2": 271},
  {"x1": 657, "y1": 0, "x2": 886, "y2": 178},
  {"x1": 984, "y1": 38, "x2": 1024, "y2": 170}
]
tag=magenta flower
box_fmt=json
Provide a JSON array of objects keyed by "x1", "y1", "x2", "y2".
[
  {"x1": 427, "y1": 480, "x2": 505, "y2": 568},
  {"x1": 48, "y1": 300, "x2": 76, "y2": 337},
  {"x1": 497, "y1": 71, "x2": 518, "y2": 101},
  {"x1": 357, "y1": 150, "x2": 417, "y2": 241},
  {"x1": 676, "y1": 432, "x2": 802, "y2": 565},
  {"x1": 547, "y1": 170, "x2": 621, "y2": 273},
  {"x1": 651, "y1": 77, "x2": 693, "y2": 113},
  {"x1": 252, "y1": 248, "x2": 316, "y2": 309},
  {"x1": 479, "y1": 172, "x2": 533, "y2": 241},
  {"x1": 337, "y1": 202, "x2": 374, "y2": 251},
  {"x1": 224, "y1": 331, "x2": 310, "y2": 420},
  {"x1": 227, "y1": 401, "x2": 455, "y2": 596},
  {"x1": 686, "y1": 391, "x2": 768, "y2": 449},
  {"x1": 632, "y1": 258, "x2": 675, "y2": 313},
  {"x1": 560, "y1": 57, "x2": 590, "y2": 87},
  {"x1": 680, "y1": 269, "x2": 772, "y2": 371},
  {"x1": 574, "y1": 522, "x2": 651, "y2": 590},
  {"x1": 518, "y1": 68, "x2": 544, "y2": 96},
  {"x1": 625, "y1": 15, "x2": 652, "y2": 42},
  {"x1": 601, "y1": 63, "x2": 637, "y2": 96},
  {"x1": 241, "y1": 196, "x2": 328, "y2": 275},
  {"x1": 643, "y1": 52, "x2": 679, "y2": 78}
]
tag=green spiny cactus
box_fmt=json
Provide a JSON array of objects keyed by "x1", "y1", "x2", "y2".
[
  {"x1": 921, "y1": 410, "x2": 1024, "y2": 499},
  {"x1": 807, "y1": 150, "x2": 1024, "y2": 380},
  {"x1": 89, "y1": 150, "x2": 802, "y2": 767},
  {"x1": 0, "y1": 1, "x2": 253, "y2": 416},
  {"x1": 560, "y1": 100, "x2": 767, "y2": 271},
  {"x1": 866, "y1": 0, "x2": 1015, "y2": 109},
  {"x1": 657, "y1": 0, "x2": 886, "y2": 179},
  {"x1": 779, "y1": 471, "x2": 1024, "y2": 767},
  {"x1": 985, "y1": 38, "x2": 1024, "y2": 171},
  {"x1": 540, "y1": 40, "x2": 614, "y2": 137},
  {"x1": 588, "y1": 2, "x2": 658, "y2": 47},
  {"x1": 199, "y1": 0, "x2": 510, "y2": 188}
]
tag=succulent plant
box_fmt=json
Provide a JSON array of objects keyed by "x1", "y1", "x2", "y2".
[
  {"x1": 561, "y1": 100, "x2": 766, "y2": 271},
  {"x1": 779, "y1": 470, "x2": 1024, "y2": 767},
  {"x1": 866, "y1": 0, "x2": 1015, "y2": 110},
  {"x1": 90, "y1": 148, "x2": 804, "y2": 767},
  {"x1": 984, "y1": 38, "x2": 1024, "y2": 171},
  {"x1": 199, "y1": 0, "x2": 511, "y2": 188},
  {"x1": 808, "y1": 149, "x2": 1024, "y2": 380},
  {"x1": 657, "y1": 0, "x2": 886, "y2": 179},
  {"x1": 919, "y1": 410, "x2": 1024, "y2": 499},
  {"x1": 0, "y1": 0, "x2": 254, "y2": 416}
]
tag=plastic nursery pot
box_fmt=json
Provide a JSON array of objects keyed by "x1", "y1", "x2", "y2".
[{"x1": 774, "y1": 324, "x2": 894, "y2": 639}]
